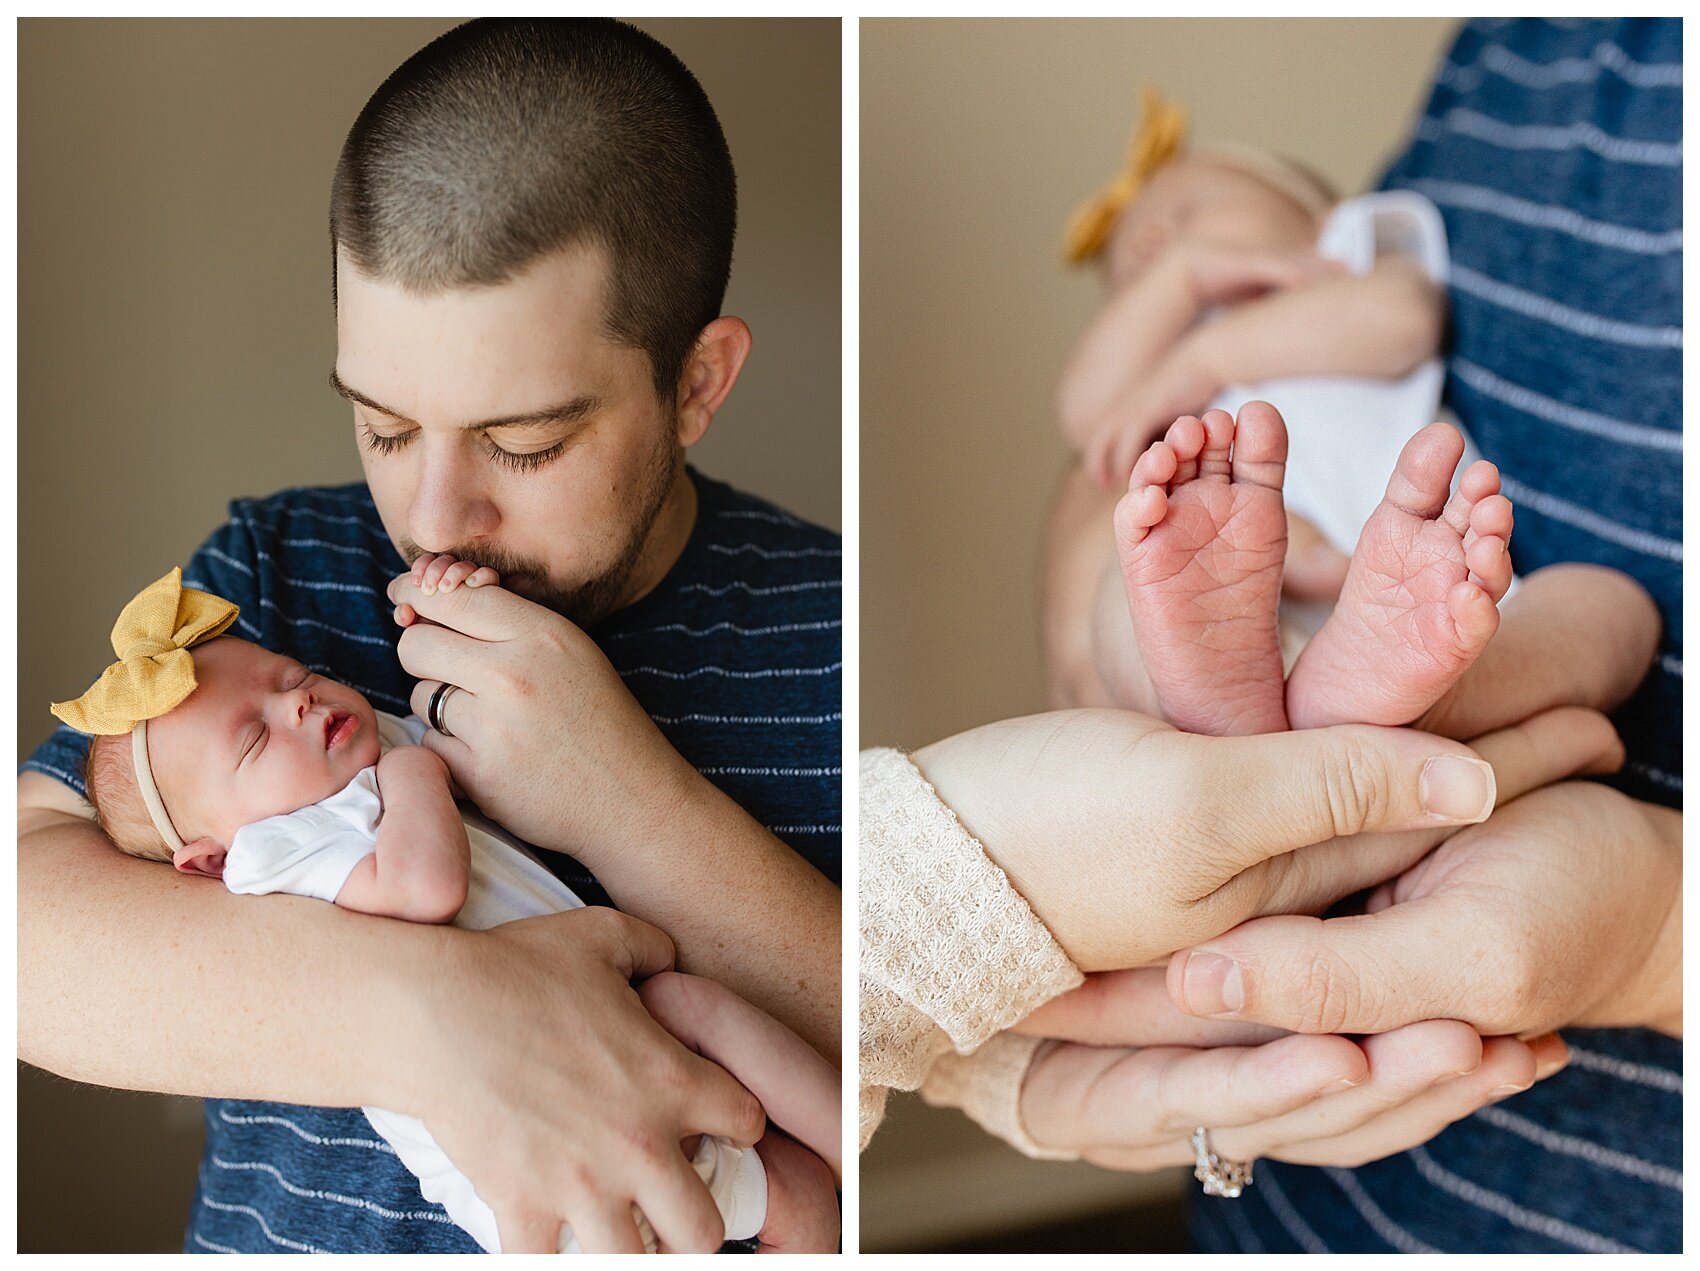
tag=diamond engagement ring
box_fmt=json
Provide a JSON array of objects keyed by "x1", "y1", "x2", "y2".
[
  {"x1": 427, "y1": 682, "x2": 460, "y2": 738},
  {"x1": 1191, "y1": 1127, "x2": 1254, "y2": 1198}
]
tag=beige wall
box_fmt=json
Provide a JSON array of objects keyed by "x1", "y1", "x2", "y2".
[
  {"x1": 860, "y1": 17, "x2": 1457, "y2": 1251},
  {"x1": 17, "y1": 17, "x2": 838, "y2": 1252}
]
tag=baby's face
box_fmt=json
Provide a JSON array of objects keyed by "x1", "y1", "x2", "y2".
[
  {"x1": 1105, "y1": 156, "x2": 1321, "y2": 289},
  {"x1": 147, "y1": 637, "x2": 381, "y2": 845}
]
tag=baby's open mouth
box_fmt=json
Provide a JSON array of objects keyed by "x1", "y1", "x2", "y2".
[{"x1": 325, "y1": 712, "x2": 359, "y2": 750}]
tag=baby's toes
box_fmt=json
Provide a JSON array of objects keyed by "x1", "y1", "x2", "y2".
[
  {"x1": 1114, "y1": 483, "x2": 1170, "y2": 551},
  {"x1": 1469, "y1": 492, "x2": 1513, "y2": 542},
  {"x1": 1195, "y1": 409, "x2": 1236, "y2": 479},
  {"x1": 1466, "y1": 533, "x2": 1514, "y2": 602},
  {"x1": 466, "y1": 566, "x2": 500, "y2": 588},
  {"x1": 1458, "y1": 459, "x2": 1501, "y2": 503},
  {"x1": 1163, "y1": 415, "x2": 1207, "y2": 483},
  {"x1": 1131, "y1": 440, "x2": 1179, "y2": 490},
  {"x1": 1447, "y1": 579, "x2": 1502, "y2": 656},
  {"x1": 1440, "y1": 461, "x2": 1503, "y2": 538}
]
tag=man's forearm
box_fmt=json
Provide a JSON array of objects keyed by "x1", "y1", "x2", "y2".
[
  {"x1": 20, "y1": 805, "x2": 430, "y2": 1106},
  {"x1": 586, "y1": 776, "x2": 841, "y2": 1062}
]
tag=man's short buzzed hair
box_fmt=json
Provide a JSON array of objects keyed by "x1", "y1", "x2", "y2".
[{"x1": 331, "y1": 18, "x2": 737, "y2": 396}]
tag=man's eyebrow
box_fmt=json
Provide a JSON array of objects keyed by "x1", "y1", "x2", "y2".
[{"x1": 328, "y1": 369, "x2": 599, "y2": 430}]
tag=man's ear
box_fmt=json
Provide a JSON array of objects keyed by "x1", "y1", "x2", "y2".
[
  {"x1": 172, "y1": 837, "x2": 228, "y2": 880},
  {"x1": 674, "y1": 316, "x2": 752, "y2": 449}
]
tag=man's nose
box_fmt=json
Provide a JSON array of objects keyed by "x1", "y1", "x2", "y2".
[{"x1": 408, "y1": 440, "x2": 499, "y2": 554}]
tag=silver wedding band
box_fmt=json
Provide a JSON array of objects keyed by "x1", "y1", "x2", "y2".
[
  {"x1": 1191, "y1": 1127, "x2": 1254, "y2": 1198},
  {"x1": 427, "y1": 681, "x2": 459, "y2": 738}
]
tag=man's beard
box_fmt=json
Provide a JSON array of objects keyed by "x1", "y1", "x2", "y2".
[{"x1": 402, "y1": 427, "x2": 681, "y2": 629}]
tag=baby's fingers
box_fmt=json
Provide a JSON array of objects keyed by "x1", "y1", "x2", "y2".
[{"x1": 439, "y1": 560, "x2": 480, "y2": 592}]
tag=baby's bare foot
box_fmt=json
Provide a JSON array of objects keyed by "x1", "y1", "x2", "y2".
[
  {"x1": 1286, "y1": 423, "x2": 1513, "y2": 729},
  {"x1": 1114, "y1": 403, "x2": 1290, "y2": 736}
]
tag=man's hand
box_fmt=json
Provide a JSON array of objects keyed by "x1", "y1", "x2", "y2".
[
  {"x1": 386, "y1": 567, "x2": 841, "y2": 1058},
  {"x1": 1168, "y1": 781, "x2": 1682, "y2": 1038},
  {"x1": 402, "y1": 909, "x2": 766, "y2": 1253},
  {"x1": 387, "y1": 568, "x2": 702, "y2": 871}
]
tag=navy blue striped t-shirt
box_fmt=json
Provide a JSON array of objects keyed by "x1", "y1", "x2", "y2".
[
  {"x1": 1192, "y1": 17, "x2": 1680, "y2": 1255},
  {"x1": 25, "y1": 468, "x2": 840, "y2": 1253}
]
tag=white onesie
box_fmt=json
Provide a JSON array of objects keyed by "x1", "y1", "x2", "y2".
[{"x1": 220, "y1": 711, "x2": 768, "y2": 1253}]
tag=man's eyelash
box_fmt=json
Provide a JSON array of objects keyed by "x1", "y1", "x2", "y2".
[
  {"x1": 486, "y1": 439, "x2": 568, "y2": 472},
  {"x1": 359, "y1": 420, "x2": 565, "y2": 472},
  {"x1": 359, "y1": 421, "x2": 412, "y2": 455}
]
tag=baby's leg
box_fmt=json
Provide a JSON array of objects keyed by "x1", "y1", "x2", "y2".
[
  {"x1": 637, "y1": 972, "x2": 840, "y2": 1253},
  {"x1": 1414, "y1": 563, "x2": 1660, "y2": 741}
]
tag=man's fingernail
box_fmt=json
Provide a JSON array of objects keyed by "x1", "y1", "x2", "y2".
[
  {"x1": 1182, "y1": 952, "x2": 1244, "y2": 1016},
  {"x1": 1420, "y1": 755, "x2": 1495, "y2": 822}
]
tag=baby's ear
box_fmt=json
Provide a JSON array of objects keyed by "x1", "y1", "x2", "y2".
[{"x1": 172, "y1": 838, "x2": 227, "y2": 880}]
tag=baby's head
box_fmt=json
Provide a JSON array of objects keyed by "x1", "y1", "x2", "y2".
[
  {"x1": 1065, "y1": 89, "x2": 1337, "y2": 290},
  {"x1": 1101, "y1": 149, "x2": 1336, "y2": 288},
  {"x1": 81, "y1": 637, "x2": 380, "y2": 876}
]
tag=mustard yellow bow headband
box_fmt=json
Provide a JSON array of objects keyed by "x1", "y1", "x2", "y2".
[
  {"x1": 52, "y1": 567, "x2": 241, "y2": 736},
  {"x1": 1064, "y1": 86, "x2": 1188, "y2": 265},
  {"x1": 51, "y1": 568, "x2": 240, "y2": 852}
]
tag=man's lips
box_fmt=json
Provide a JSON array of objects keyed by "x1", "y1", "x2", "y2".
[{"x1": 324, "y1": 712, "x2": 359, "y2": 750}]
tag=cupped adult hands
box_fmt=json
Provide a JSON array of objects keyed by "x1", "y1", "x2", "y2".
[
  {"x1": 385, "y1": 568, "x2": 702, "y2": 871},
  {"x1": 397, "y1": 908, "x2": 765, "y2": 1253},
  {"x1": 908, "y1": 704, "x2": 1619, "y2": 973},
  {"x1": 1169, "y1": 778, "x2": 1682, "y2": 1039},
  {"x1": 1017, "y1": 986, "x2": 1569, "y2": 1172}
]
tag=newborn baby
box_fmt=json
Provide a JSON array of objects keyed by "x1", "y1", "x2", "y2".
[
  {"x1": 52, "y1": 567, "x2": 839, "y2": 1255},
  {"x1": 1047, "y1": 90, "x2": 1659, "y2": 747}
]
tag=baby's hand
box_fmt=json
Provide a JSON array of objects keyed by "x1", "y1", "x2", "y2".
[
  {"x1": 753, "y1": 1132, "x2": 839, "y2": 1254},
  {"x1": 410, "y1": 552, "x2": 500, "y2": 596},
  {"x1": 394, "y1": 554, "x2": 500, "y2": 628}
]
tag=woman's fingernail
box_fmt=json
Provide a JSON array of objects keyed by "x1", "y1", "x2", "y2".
[
  {"x1": 1181, "y1": 952, "x2": 1244, "y2": 1016},
  {"x1": 1420, "y1": 755, "x2": 1495, "y2": 822}
]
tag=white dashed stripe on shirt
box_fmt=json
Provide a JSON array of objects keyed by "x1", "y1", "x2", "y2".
[
  {"x1": 1473, "y1": 1106, "x2": 1682, "y2": 1190},
  {"x1": 1451, "y1": 359, "x2": 1682, "y2": 450},
  {"x1": 1417, "y1": 108, "x2": 1682, "y2": 167},
  {"x1": 1452, "y1": 266, "x2": 1682, "y2": 350},
  {"x1": 1407, "y1": 1146, "x2": 1637, "y2": 1253},
  {"x1": 1410, "y1": 179, "x2": 1681, "y2": 256},
  {"x1": 1497, "y1": 475, "x2": 1682, "y2": 563}
]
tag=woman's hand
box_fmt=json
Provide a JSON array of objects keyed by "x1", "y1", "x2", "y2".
[
  {"x1": 1017, "y1": 988, "x2": 1568, "y2": 1172},
  {"x1": 909, "y1": 704, "x2": 1620, "y2": 972},
  {"x1": 1168, "y1": 781, "x2": 1682, "y2": 1038}
]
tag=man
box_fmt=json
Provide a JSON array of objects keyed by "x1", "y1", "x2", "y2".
[{"x1": 20, "y1": 19, "x2": 840, "y2": 1254}]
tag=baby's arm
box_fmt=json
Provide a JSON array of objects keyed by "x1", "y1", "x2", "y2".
[
  {"x1": 334, "y1": 747, "x2": 470, "y2": 924},
  {"x1": 638, "y1": 971, "x2": 840, "y2": 1253},
  {"x1": 1176, "y1": 255, "x2": 1444, "y2": 391},
  {"x1": 1068, "y1": 245, "x2": 1346, "y2": 485}
]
